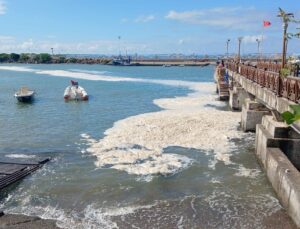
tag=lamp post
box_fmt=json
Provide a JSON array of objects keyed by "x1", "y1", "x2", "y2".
[
  {"x1": 118, "y1": 36, "x2": 121, "y2": 57},
  {"x1": 256, "y1": 38, "x2": 261, "y2": 57},
  {"x1": 237, "y1": 37, "x2": 243, "y2": 63},
  {"x1": 226, "y1": 39, "x2": 230, "y2": 59}
]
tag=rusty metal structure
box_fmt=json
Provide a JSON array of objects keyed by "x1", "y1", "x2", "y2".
[{"x1": 226, "y1": 61, "x2": 300, "y2": 103}]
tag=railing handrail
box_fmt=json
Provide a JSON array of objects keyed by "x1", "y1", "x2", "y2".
[{"x1": 226, "y1": 61, "x2": 300, "y2": 104}]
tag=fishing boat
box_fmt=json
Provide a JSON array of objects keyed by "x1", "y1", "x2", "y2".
[
  {"x1": 14, "y1": 87, "x2": 35, "y2": 102},
  {"x1": 64, "y1": 80, "x2": 88, "y2": 101}
]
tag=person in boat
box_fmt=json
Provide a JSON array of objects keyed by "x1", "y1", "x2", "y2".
[{"x1": 71, "y1": 80, "x2": 79, "y2": 88}]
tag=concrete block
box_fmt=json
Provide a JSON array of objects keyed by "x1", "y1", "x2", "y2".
[
  {"x1": 276, "y1": 97, "x2": 296, "y2": 114},
  {"x1": 265, "y1": 148, "x2": 300, "y2": 228},
  {"x1": 241, "y1": 103, "x2": 270, "y2": 132},
  {"x1": 229, "y1": 87, "x2": 250, "y2": 111},
  {"x1": 255, "y1": 124, "x2": 279, "y2": 166}
]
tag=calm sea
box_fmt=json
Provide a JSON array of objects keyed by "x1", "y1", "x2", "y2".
[{"x1": 0, "y1": 64, "x2": 294, "y2": 228}]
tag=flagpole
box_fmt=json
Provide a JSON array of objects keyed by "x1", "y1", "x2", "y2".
[{"x1": 261, "y1": 25, "x2": 264, "y2": 61}]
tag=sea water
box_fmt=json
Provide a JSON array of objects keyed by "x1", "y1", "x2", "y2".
[{"x1": 0, "y1": 64, "x2": 294, "y2": 228}]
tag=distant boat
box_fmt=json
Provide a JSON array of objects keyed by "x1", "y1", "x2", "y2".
[
  {"x1": 179, "y1": 64, "x2": 185, "y2": 67},
  {"x1": 112, "y1": 56, "x2": 131, "y2": 66},
  {"x1": 163, "y1": 64, "x2": 171, "y2": 67},
  {"x1": 64, "y1": 80, "x2": 88, "y2": 101},
  {"x1": 14, "y1": 87, "x2": 35, "y2": 102}
]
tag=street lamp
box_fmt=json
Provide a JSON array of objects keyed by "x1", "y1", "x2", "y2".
[
  {"x1": 256, "y1": 38, "x2": 261, "y2": 57},
  {"x1": 226, "y1": 39, "x2": 230, "y2": 59},
  {"x1": 238, "y1": 37, "x2": 243, "y2": 62}
]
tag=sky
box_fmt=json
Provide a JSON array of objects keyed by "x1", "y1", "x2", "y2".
[{"x1": 0, "y1": 0, "x2": 299, "y2": 55}]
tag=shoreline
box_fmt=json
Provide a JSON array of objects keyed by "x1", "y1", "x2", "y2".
[{"x1": 0, "y1": 212, "x2": 59, "y2": 228}]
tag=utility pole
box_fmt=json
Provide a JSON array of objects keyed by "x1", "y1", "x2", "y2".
[
  {"x1": 238, "y1": 37, "x2": 243, "y2": 63},
  {"x1": 226, "y1": 39, "x2": 230, "y2": 59},
  {"x1": 118, "y1": 36, "x2": 121, "y2": 57},
  {"x1": 256, "y1": 38, "x2": 261, "y2": 57}
]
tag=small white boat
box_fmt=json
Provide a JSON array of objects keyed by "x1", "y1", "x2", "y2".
[
  {"x1": 14, "y1": 87, "x2": 35, "y2": 102},
  {"x1": 64, "y1": 80, "x2": 88, "y2": 101},
  {"x1": 163, "y1": 64, "x2": 171, "y2": 67}
]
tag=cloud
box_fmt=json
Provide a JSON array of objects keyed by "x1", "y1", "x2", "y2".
[
  {"x1": 165, "y1": 7, "x2": 265, "y2": 30},
  {"x1": 135, "y1": 15, "x2": 155, "y2": 23},
  {"x1": 243, "y1": 35, "x2": 266, "y2": 44},
  {"x1": 0, "y1": 38, "x2": 152, "y2": 54},
  {"x1": 0, "y1": 35, "x2": 15, "y2": 43},
  {"x1": 178, "y1": 39, "x2": 184, "y2": 45},
  {"x1": 0, "y1": 1, "x2": 6, "y2": 15}
]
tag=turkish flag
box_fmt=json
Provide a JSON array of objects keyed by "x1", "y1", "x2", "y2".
[{"x1": 263, "y1": 21, "x2": 271, "y2": 27}]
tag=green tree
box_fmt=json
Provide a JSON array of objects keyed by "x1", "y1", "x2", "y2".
[
  {"x1": 20, "y1": 53, "x2": 30, "y2": 62},
  {"x1": 0, "y1": 53, "x2": 10, "y2": 62},
  {"x1": 38, "y1": 53, "x2": 52, "y2": 63},
  {"x1": 10, "y1": 53, "x2": 20, "y2": 62},
  {"x1": 277, "y1": 8, "x2": 295, "y2": 68}
]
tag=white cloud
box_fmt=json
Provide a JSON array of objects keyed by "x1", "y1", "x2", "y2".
[
  {"x1": 0, "y1": 35, "x2": 15, "y2": 43},
  {"x1": 178, "y1": 39, "x2": 184, "y2": 45},
  {"x1": 243, "y1": 35, "x2": 266, "y2": 44},
  {"x1": 0, "y1": 1, "x2": 6, "y2": 15},
  {"x1": 165, "y1": 7, "x2": 265, "y2": 30},
  {"x1": 0, "y1": 38, "x2": 152, "y2": 54},
  {"x1": 135, "y1": 15, "x2": 155, "y2": 23}
]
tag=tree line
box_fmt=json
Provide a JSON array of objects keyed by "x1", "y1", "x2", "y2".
[{"x1": 0, "y1": 53, "x2": 112, "y2": 64}]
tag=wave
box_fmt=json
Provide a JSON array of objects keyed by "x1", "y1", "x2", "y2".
[
  {"x1": 0, "y1": 65, "x2": 209, "y2": 90},
  {"x1": 5, "y1": 154, "x2": 36, "y2": 159},
  {"x1": 2, "y1": 192, "x2": 282, "y2": 229}
]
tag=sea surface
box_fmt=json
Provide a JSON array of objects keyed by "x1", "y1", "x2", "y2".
[{"x1": 0, "y1": 64, "x2": 295, "y2": 228}]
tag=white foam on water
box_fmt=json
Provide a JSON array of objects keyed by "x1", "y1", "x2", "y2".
[
  {"x1": 234, "y1": 165, "x2": 261, "y2": 179},
  {"x1": 5, "y1": 154, "x2": 36, "y2": 159},
  {"x1": 0, "y1": 65, "x2": 212, "y2": 90},
  {"x1": 0, "y1": 66, "x2": 37, "y2": 72},
  {"x1": 4, "y1": 202, "x2": 155, "y2": 229},
  {"x1": 70, "y1": 69, "x2": 110, "y2": 75},
  {"x1": 83, "y1": 81, "x2": 246, "y2": 177}
]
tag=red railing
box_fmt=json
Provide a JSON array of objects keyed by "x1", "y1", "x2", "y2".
[{"x1": 226, "y1": 61, "x2": 300, "y2": 103}]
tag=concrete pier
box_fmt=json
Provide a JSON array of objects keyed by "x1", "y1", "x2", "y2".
[
  {"x1": 215, "y1": 66, "x2": 300, "y2": 227},
  {"x1": 255, "y1": 115, "x2": 300, "y2": 227},
  {"x1": 229, "y1": 86, "x2": 250, "y2": 110},
  {"x1": 241, "y1": 99, "x2": 271, "y2": 132}
]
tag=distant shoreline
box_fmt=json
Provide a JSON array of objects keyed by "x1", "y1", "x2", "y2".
[{"x1": 0, "y1": 53, "x2": 216, "y2": 66}]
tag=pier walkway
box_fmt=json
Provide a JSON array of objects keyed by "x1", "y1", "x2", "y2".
[{"x1": 215, "y1": 61, "x2": 300, "y2": 227}]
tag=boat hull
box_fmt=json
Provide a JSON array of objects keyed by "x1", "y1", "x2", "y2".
[
  {"x1": 64, "y1": 86, "x2": 88, "y2": 101},
  {"x1": 15, "y1": 95, "x2": 34, "y2": 103}
]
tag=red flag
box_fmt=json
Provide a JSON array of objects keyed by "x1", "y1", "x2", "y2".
[{"x1": 263, "y1": 20, "x2": 271, "y2": 27}]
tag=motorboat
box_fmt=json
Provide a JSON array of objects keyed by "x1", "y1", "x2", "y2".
[
  {"x1": 64, "y1": 80, "x2": 88, "y2": 101},
  {"x1": 14, "y1": 87, "x2": 35, "y2": 102}
]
